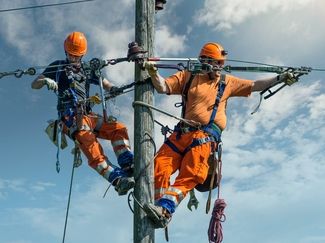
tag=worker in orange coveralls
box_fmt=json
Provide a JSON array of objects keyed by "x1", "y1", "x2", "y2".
[
  {"x1": 142, "y1": 42, "x2": 298, "y2": 227},
  {"x1": 31, "y1": 31, "x2": 134, "y2": 195}
]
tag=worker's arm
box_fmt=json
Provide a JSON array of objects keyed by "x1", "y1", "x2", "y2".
[
  {"x1": 252, "y1": 72, "x2": 297, "y2": 92},
  {"x1": 31, "y1": 74, "x2": 58, "y2": 91},
  {"x1": 143, "y1": 61, "x2": 170, "y2": 94}
]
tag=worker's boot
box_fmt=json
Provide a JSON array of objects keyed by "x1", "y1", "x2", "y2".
[
  {"x1": 114, "y1": 176, "x2": 135, "y2": 196},
  {"x1": 143, "y1": 203, "x2": 172, "y2": 228}
]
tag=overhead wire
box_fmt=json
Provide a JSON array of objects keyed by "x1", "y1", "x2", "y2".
[
  {"x1": 0, "y1": 62, "x2": 81, "y2": 79},
  {"x1": 226, "y1": 58, "x2": 325, "y2": 72},
  {"x1": 2, "y1": 57, "x2": 325, "y2": 80},
  {"x1": 0, "y1": 0, "x2": 96, "y2": 13},
  {"x1": 227, "y1": 58, "x2": 283, "y2": 67},
  {"x1": 309, "y1": 67, "x2": 325, "y2": 72}
]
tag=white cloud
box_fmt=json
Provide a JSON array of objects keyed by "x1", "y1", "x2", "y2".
[
  {"x1": 307, "y1": 93, "x2": 325, "y2": 119},
  {"x1": 218, "y1": 78, "x2": 325, "y2": 229},
  {"x1": 155, "y1": 25, "x2": 187, "y2": 56},
  {"x1": 1, "y1": 1, "x2": 325, "y2": 243},
  {"x1": 13, "y1": 179, "x2": 135, "y2": 243},
  {"x1": 0, "y1": 0, "x2": 135, "y2": 65},
  {"x1": 0, "y1": 178, "x2": 58, "y2": 202},
  {"x1": 196, "y1": 0, "x2": 317, "y2": 31},
  {"x1": 2, "y1": 178, "x2": 25, "y2": 192},
  {"x1": 30, "y1": 181, "x2": 56, "y2": 192}
]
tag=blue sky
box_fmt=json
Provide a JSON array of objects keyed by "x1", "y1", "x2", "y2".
[{"x1": 1, "y1": 0, "x2": 325, "y2": 243}]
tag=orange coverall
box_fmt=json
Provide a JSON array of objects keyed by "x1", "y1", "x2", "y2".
[
  {"x1": 70, "y1": 115, "x2": 132, "y2": 177},
  {"x1": 154, "y1": 70, "x2": 253, "y2": 213}
]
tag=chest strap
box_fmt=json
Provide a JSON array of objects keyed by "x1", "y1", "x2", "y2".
[{"x1": 207, "y1": 74, "x2": 226, "y2": 126}]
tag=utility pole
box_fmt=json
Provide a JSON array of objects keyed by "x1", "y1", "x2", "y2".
[{"x1": 133, "y1": 0, "x2": 155, "y2": 243}]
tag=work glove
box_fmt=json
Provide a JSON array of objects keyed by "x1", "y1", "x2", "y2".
[
  {"x1": 278, "y1": 72, "x2": 298, "y2": 86},
  {"x1": 143, "y1": 61, "x2": 158, "y2": 76},
  {"x1": 109, "y1": 86, "x2": 123, "y2": 96},
  {"x1": 42, "y1": 77, "x2": 58, "y2": 91}
]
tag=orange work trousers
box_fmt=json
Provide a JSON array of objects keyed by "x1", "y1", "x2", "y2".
[
  {"x1": 154, "y1": 130, "x2": 212, "y2": 206},
  {"x1": 63, "y1": 114, "x2": 130, "y2": 170}
]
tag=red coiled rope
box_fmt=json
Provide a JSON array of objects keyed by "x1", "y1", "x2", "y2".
[{"x1": 208, "y1": 198, "x2": 227, "y2": 243}]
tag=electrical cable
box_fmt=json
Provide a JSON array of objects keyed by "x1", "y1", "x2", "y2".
[
  {"x1": 2, "y1": 57, "x2": 325, "y2": 80},
  {"x1": 0, "y1": 0, "x2": 95, "y2": 13}
]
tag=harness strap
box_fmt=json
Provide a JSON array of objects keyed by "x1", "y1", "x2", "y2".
[
  {"x1": 181, "y1": 73, "x2": 196, "y2": 118},
  {"x1": 53, "y1": 120, "x2": 58, "y2": 142},
  {"x1": 55, "y1": 60, "x2": 62, "y2": 82},
  {"x1": 165, "y1": 136, "x2": 215, "y2": 156},
  {"x1": 201, "y1": 74, "x2": 226, "y2": 142},
  {"x1": 182, "y1": 136, "x2": 215, "y2": 155},
  {"x1": 56, "y1": 123, "x2": 62, "y2": 173},
  {"x1": 165, "y1": 139, "x2": 183, "y2": 155},
  {"x1": 207, "y1": 74, "x2": 226, "y2": 126}
]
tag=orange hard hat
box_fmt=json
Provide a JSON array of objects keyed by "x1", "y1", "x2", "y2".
[
  {"x1": 199, "y1": 42, "x2": 227, "y2": 61},
  {"x1": 64, "y1": 31, "x2": 87, "y2": 56}
]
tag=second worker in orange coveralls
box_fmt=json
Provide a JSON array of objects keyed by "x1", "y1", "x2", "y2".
[
  {"x1": 31, "y1": 31, "x2": 134, "y2": 195},
  {"x1": 142, "y1": 42, "x2": 298, "y2": 227}
]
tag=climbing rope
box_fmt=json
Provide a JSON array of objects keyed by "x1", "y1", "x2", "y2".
[
  {"x1": 128, "y1": 191, "x2": 145, "y2": 213},
  {"x1": 133, "y1": 101, "x2": 202, "y2": 128},
  {"x1": 61, "y1": 145, "x2": 81, "y2": 243},
  {"x1": 208, "y1": 199, "x2": 227, "y2": 243},
  {"x1": 62, "y1": 162, "x2": 75, "y2": 243},
  {"x1": 56, "y1": 123, "x2": 62, "y2": 173},
  {"x1": 207, "y1": 142, "x2": 226, "y2": 243}
]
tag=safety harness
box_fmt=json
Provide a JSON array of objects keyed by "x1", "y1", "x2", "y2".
[
  {"x1": 47, "y1": 61, "x2": 105, "y2": 172},
  {"x1": 165, "y1": 72, "x2": 226, "y2": 156},
  {"x1": 57, "y1": 64, "x2": 89, "y2": 130}
]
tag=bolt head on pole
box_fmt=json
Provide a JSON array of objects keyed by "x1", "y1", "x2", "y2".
[{"x1": 155, "y1": 0, "x2": 167, "y2": 11}]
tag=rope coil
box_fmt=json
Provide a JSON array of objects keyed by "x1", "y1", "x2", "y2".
[{"x1": 208, "y1": 199, "x2": 227, "y2": 243}]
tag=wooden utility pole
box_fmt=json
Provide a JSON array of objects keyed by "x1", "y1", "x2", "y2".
[{"x1": 133, "y1": 0, "x2": 155, "y2": 243}]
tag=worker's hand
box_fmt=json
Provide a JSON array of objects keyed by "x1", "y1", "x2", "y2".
[
  {"x1": 143, "y1": 61, "x2": 158, "y2": 76},
  {"x1": 41, "y1": 77, "x2": 58, "y2": 91},
  {"x1": 279, "y1": 72, "x2": 298, "y2": 86}
]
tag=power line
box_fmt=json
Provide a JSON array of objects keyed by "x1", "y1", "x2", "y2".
[
  {"x1": 310, "y1": 67, "x2": 325, "y2": 72},
  {"x1": 0, "y1": 0, "x2": 96, "y2": 13},
  {"x1": 227, "y1": 58, "x2": 283, "y2": 67},
  {"x1": 2, "y1": 57, "x2": 325, "y2": 80}
]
